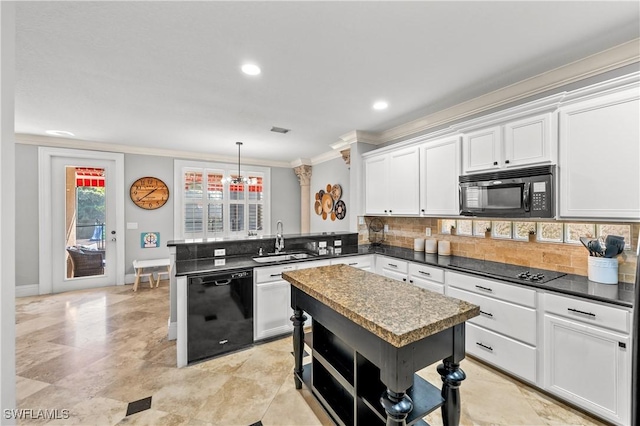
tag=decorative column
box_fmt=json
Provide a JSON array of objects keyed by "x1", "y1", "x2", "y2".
[
  {"x1": 340, "y1": 148, "x2": 351, "y2": 167},
  {"x1": 293, "y1": 164, "x2": 312, "y2": 233}
]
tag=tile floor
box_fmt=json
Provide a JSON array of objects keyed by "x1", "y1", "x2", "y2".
[{"x1": 14, "y1": 281, "x2": 606, "y2": 425}]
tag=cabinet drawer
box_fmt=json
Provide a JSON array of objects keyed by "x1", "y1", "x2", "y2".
[
  {"x1": 255, "y1": 264, "x2": 298, "y2": 284},
  {"x1": 447, "y1": 271, "x2": 536, "y2": 307},
  {"x1": 331, "y1": 255, "x2": 373, "y2": 270},
  {"x1": 377, "y1": 256, "x2": 408, "y2": 273},
  {"x1": 544, "y1": 292, "x2": 630, "y2": 334},
  {"x1": 409, "y1": 263, "x2": 444, "y2": 283},
  {"x1": 448, "y1": 287, "x2": 536, "y2": 345},
  {"x1": 466, "y1": 323, "x2": 536, "y2": 384}
]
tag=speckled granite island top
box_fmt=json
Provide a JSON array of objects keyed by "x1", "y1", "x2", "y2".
[{"x1": 283, "y1": 264, "x2": 480, "y2": 348}]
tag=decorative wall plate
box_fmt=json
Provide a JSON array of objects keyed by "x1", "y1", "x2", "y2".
[
  {"x1": 330, "y1": 184, "x2": 342, "y2": 201},
  {"x1": 334, "y1": 199, "x2": 346, "y2": 220}
]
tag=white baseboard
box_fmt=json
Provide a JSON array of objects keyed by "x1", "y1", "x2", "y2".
[
  {"x1": 15, "y1": 284, "x2": 39, "y2": 298},
  {"x1": 168, "y1": 319, "x2": 177, "y2": 341}
]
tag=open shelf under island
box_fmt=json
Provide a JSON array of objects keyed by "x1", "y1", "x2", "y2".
[{"x1": 283, "y1": 264, "x2": 480, "y2": 426}]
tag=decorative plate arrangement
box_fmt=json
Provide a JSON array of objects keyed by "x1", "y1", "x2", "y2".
[{"x1": 314, "y1": 183, "x2": 346, "y2": 221}]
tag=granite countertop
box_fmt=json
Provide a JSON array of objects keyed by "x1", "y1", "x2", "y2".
[
  {"x1": 172, "y1": 243, "x2": 634, "y2": 309},
  {"x1": 283, "y1": 264, "x2": 480, "y2": 348}
]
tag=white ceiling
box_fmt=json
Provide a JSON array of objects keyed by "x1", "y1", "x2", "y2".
[{"x1": 14, "y1": 1, "x2": 640, "y2": 164}]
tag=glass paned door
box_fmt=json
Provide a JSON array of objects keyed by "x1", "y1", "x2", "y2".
[{"x1": 65, "y1": 167, "x2": 106, "y2": 278}]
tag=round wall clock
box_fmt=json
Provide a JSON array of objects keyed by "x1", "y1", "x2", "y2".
[{"x1": 130, "y1": 177, "x2": 169, "y2": 210}]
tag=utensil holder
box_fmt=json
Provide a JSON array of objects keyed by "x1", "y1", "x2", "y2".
[{"x1": 587, "y1": 257, "x2": 618, "y2": 284}]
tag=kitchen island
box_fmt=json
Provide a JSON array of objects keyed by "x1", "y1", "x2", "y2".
[{"x1": 283, "y1": 264, "x2": 480, "y2": 426}]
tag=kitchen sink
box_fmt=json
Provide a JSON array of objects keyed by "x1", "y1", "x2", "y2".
[{"x1": 252, "y1": 252, "x2": 316, "y2": 263}]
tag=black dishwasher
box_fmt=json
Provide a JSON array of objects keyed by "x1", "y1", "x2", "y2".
[{"x1": 187, "y1": 269, "x2": 253, "y2": 364}]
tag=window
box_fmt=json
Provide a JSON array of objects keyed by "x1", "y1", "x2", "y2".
[{"x1": 175, "y1": 160, "x2": 270, "y2": 239}]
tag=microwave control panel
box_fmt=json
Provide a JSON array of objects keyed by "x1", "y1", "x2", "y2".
[{"x1": 531, "y1": 181, "x2": 547, "y2": 211}]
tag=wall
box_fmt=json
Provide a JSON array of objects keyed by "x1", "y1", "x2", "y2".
[
  {"x1": 358, "y1": 216, "x2": 639, "y2": 284},
  {"x1": 15, "y1": 144, "x2": 39, "y2": 286},
  {"x1": 124, "y1": 154, "x2": 175, "y2": 276},
  {"x1": 14, "y1": 148, "x2": 302, "y2": 286},
  {"x1": 270, "y1": 166, "x2": 301, "y2": 234},
  {"x1": 310, "y1": 157, "x2": 350, "y2": 233}
]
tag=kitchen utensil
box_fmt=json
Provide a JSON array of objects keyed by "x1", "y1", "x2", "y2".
[
  {"x1": 588, "y1": 239, "x2": 603, "y2": 257},
  {"x1": 579, "y1": 237, "x2": 592, "y2": 256},
  {"x1": 604, "y1": 242, "x2": 617, "y2": 258}
]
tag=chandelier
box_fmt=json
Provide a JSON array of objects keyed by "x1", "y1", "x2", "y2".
[{"x1": 225, "y1": 142, "x2": 256, "y2": 185}]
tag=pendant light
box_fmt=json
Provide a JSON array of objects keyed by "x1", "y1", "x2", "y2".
[{"x1": 225, "y1": 142, "x2": 256, "y2": 185}]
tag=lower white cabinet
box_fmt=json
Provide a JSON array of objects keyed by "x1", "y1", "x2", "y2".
[
  {"x1": 330, "y1": 254, "x2": 373, "y2": 271},
  {"x1": 375, "y1": 256, "x2": 408, "y2": 281},
  {"x1": 408, "y1": 263, "x2": 444, "y2": 294},
  {"x1": 446, "y1": 271, "x2": 537, "y2": 383},
  {"x1": 543, "y1": 293, "x2": 631, "y2": 425},
  {"x1": 254, "y1": 264, "x2": 297, "y2": 340}
]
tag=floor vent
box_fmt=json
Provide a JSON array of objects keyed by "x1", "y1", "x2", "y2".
[{"x1": 126, "y1": 396, "x2": 152, "y2": 416}]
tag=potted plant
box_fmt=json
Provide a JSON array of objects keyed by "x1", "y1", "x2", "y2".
[
  {"x1": 528, "y1": 229, "x2": 536, "y2": 242},
  {"x1": 485, "y1": 227, "x2": 491, "y2": 238},
  {"x1": 450, "y1": 225, "x2": 456, "y2": 236}
]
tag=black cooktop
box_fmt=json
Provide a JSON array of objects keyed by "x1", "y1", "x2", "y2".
[{"x1": 446, "y1": 257, "x2": 567, "y2": 284}]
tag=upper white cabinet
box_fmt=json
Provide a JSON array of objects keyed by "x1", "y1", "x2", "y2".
[
  {"x1": 364, "y1": 146, "x2": 420, "y2": 215},
  {"x1": 462, "y1": 113, "x2": 554, "y2": 174},
  {"x1": 558, "y1": 87, "x2": 640, "y2": 219},
  {"x1": 420, "y1": 136, "x2": 460, "y2": 216}
]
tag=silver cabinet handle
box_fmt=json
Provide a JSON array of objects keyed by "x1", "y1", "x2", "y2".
[
  {"x1": 388, "y1": 263, "x2": 398, "y2": 268},
  {"x1": 568, "y1": 308, "x2": 595, "y2": 317},
  {"x1": 475, "y1": 285, "x2": 493, "y2": 292},
  {"x1": 418, "y1": 270, "x2": 431, "y2": 276}
]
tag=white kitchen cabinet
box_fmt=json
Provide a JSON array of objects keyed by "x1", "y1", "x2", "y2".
[
  {"x1": 558, "y1": 87, "x2": 640, "y2": 219},
  {"x1": 462, "y1": 113, "x2": 554, "y2": 174},
  {"x1": 254, "y1": 264, "x2": 297, "y2": 340},
  {"x1": 446, "y1": 271, "x2": 538, "y2": 383},
  {"x1": 420, "y1": 136, "x2": 461, "y2": 216},
  {"x1": 330, "y1": 254, "x2": 373, "y2": 271},
  {"x1": 364, "y1": 146, "x2": 420, "y2": 215},
  {"x1": 375, "y1": 255, "x2": 408, "y2": 281},
  {"x1": 543, "y1": 293, "x2": 631, "y2": 425},
  {"x1": 408, "y1": 262, "x2": 444, "y2": 294}
]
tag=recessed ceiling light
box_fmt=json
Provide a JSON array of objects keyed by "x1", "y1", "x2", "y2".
[
  {"x1": 46, "y1": 130, "x2": 75, "y2": 137},
  {"x1": 373, "y1": 101, "x2": 388, "y2": 110},
  {"x1": 241, "y1": 64, "x2": 261, "y2": 76}
]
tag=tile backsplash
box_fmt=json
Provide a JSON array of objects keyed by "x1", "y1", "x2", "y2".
[{"x1": 359, "y1": 217, "x2": 639, "y2": 284}]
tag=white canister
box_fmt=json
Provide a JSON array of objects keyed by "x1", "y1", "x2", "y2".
[
  {"x1": 587, "y1": 257, "x2": 618, "y2": 284},
  {"x1": 413, "y1": 238, "x2": 425, "y2": 251},
  {"x1": 425, "y1": 239, "x2": 438, "y2": 254},
  {"x1": 438, "y1": 240, "x2": 451, "y2": 256}
]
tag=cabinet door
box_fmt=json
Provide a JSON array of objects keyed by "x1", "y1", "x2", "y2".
[
  {"x1": 462, "y1": 126, "x2": 501, "y2": 173},
  {"x1": 364, "y1": 155, "x2": 389, "y2": 215},
  {"x1": 388, "y1": 147, "x2": 420, "y2": 215},
  {"x1": 420, "y1": 136, "x2": 460, "y2": 215},
  {"x1": 559, "y1": 88, "x2": 640, "y2": 219},
  {"x1": 504, "y1": 113, "x2": 553, "y2": 168},
  {"x1": 255, "y1": 280, "x2": 293, "y2": 340},
  {"x1": 544, "y1": 314, "x2": 630, "y2": 425}
]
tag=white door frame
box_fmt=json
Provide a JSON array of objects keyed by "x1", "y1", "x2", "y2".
[{"x1": 38, "y1": 147, "x2": 125, "y2": 294}]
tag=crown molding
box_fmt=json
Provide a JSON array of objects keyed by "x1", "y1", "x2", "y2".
[
  {"x1": 289, "y1": 158, "x2": 312, "y2": 168},
  {"x1": 15, "y1": 133, "x2": 292, "y2": 169},
  {"x1": 310, "y1": 149, "x2": 341, "y2": 165},
  {"x1": 376, "y1": 38, "x2": 640, "y2": 143},
  {"x1": 330, "y1": 130, "x2": 381, "y2": 151}
]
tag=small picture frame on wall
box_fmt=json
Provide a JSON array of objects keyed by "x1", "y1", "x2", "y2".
[{"x1": 141, "y1": 232, "x2": 160, "y2": 248}]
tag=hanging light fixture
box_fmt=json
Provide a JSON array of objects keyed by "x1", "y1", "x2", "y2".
[{"x1": 225, "y1": 142, "x2": 256, "y2": 185}]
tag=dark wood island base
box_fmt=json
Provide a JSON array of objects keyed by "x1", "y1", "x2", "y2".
[{"x1": 285, "y1": 265, "x2": 479, "y2": 426}]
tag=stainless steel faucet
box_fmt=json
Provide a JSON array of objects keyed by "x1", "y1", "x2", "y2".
[{"x1": 275, "y1": 220, "x2": 285, "y2": 253}]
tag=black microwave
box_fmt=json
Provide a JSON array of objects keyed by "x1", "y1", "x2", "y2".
[{"x1": 459, "y1": 165, "x2": 555, "y2": 218}]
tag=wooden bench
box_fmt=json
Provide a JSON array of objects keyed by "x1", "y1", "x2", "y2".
[{"x1": 132, "y1": 258, "x2": 171, "y2": 291}]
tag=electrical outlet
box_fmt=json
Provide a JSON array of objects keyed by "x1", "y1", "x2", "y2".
[
  {"x1": 214, "y1": 249, "x2": 226, "y2": 257},
  {"x1": 383, "y1": 224, "x2": 389, "y2": 232},
  {"x1": 425, "y1": 227, "x2": 431, "y2": 237}
]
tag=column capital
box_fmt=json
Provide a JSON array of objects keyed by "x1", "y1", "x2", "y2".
[
  {"x1": 293, "y1": 164, "x2": 312, "y2": 186},
  {"x1": 340, "y1": 148, "x2": 351, "y2": 166}
]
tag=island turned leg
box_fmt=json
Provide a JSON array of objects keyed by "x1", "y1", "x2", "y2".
[
  {"x1": 290, "y1": 308, "x2": 307, "y2": 389},
  {"x1": 437, "y1": 359, "x2": 466, "y2": 426},
  {"x1": 380, "y1": 389, "x2": 413, "y2": 426}
]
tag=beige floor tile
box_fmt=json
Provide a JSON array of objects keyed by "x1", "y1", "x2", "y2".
[
  {"x1": 19, "y1": 346, "x2": 108, "y2": 384},
  {"x1": 47, "y1": 396, "x2": 127, "y2": 426},
  {"x1": 15, "y1": 376, "x2": 50, "y2": 403},
  {"x1": 17, "y1": 385, "x2": 92, "y2": 425},
  {"x1": 115, "y1": 409, "x2": 187, "y2": 425}
]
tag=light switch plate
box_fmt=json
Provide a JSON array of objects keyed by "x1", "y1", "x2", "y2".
[
  {"x1": 214, "y1": 249, "x2": 226, "y2": 257},
  {"x1": 319, "y1": 241, "x2": 327, "y2": 248},
  {"x1": 358, "y1": 217, "x2": 364, "y2": 225},
  {"x1": 384, "y1": 224, "x2": 389, "y2": 232},
  {"x1": 127, "y1": 222, "x2": 138, "y2": 230},
  {"x1": 425, "y1": 227, "x2": 431, "y2": 237}
]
